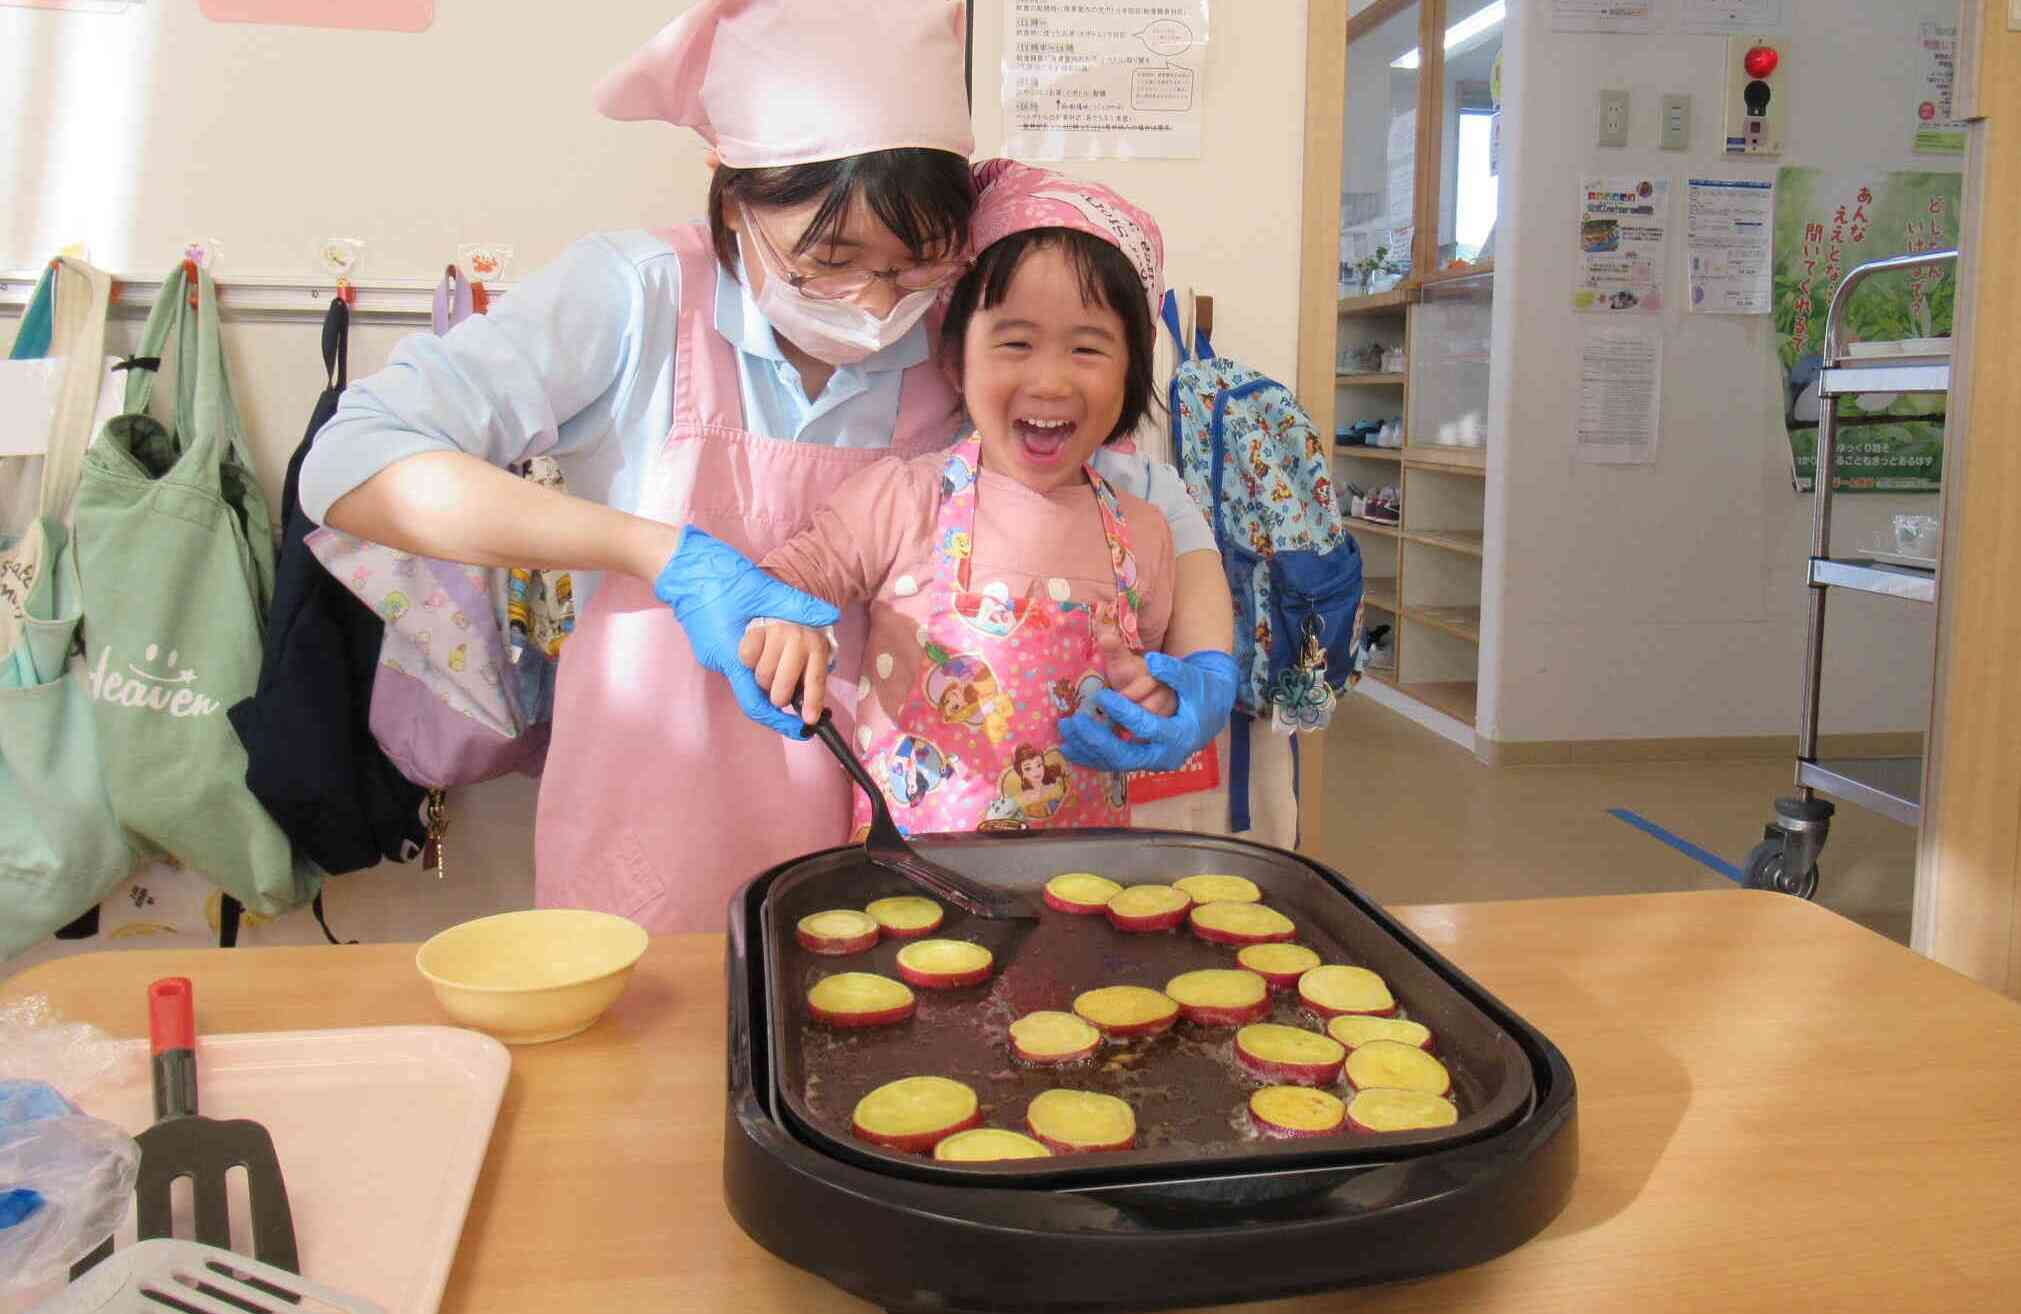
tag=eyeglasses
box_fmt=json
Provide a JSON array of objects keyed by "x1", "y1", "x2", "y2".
[{"x1": 740, "y1": 204, "x2": 967, "y2": 302}]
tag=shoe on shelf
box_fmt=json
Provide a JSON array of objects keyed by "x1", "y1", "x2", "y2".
[{"x1": 1362, "y1": 486, "x2": 1401, "y2": 524}]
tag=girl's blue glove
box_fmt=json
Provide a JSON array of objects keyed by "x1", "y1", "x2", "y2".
[
  {"x1": 1059, "y1": 650, "x2": 1240, "y2": 773},
  {"x1": 654, "y1": 528, "x2": 839, "y2": 738}
]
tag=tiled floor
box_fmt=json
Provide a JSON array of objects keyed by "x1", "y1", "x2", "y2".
[{"x1": 1310, "y1": 694, "x2": 1919, "y2": 946}]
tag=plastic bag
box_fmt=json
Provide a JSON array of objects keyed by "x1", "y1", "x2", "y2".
[{"x1": 0, "y1": 1081, "x2": 140, "y2": 1290}]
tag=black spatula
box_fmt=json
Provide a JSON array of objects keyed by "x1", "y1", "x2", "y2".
[
  {"x1": 799, "y1": 709, "x2": 1038, "y2": 921},
  {"x1": 72, "y1": 978, "x2": 299, "y2": 1278}
]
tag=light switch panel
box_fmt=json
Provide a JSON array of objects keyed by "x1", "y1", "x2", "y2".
[
  {"x1": 1599, "y1": 89, "x2": 1631, "y2": 148},
  {"x1": 1661, "y1": 94, "x2": 1691, "y2": 150},
  {"x1": 2010, "y1": 0, "x2": 2020, "y2": 29}
]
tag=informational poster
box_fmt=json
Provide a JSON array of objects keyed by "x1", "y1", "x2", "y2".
[
  {"x1": 1773, "y1": 167, "x2": 1962, "y2": 492},
  {"x1": 1550, "y1": 0, "x2": 1654, "y2": 34},
  {"x1": 1387, "y1": 110, "x2": 1417, "y2": 262},
  {"x1": 1676, "y1": 0, "x2": 1785, "y2": 33},
  {"x1": 1914, "y1": 22, "x2": 1966, "y2": 155},
  {"x1": 1002, "y1": 0, "x2": 1209, "y2": 160},
  {"x1": 1686, "y1": 177, "x2": 1774, "y2": 314},
  {"x1": 1577, "y1": 328, "x2": 1663, "y2": 465},
  {"x1": 1574, "y1": 175, "x2": 1670, "y2": 315},
  {"x1": 197, "y1": 0, "x2": 433, "y2": 30}
]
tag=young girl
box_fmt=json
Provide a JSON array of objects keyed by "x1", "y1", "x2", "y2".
[{"x1": 740, "y1": 163, "x2": 1231, "y2": 833}]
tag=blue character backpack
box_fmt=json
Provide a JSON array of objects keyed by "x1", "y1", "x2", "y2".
[{"x1": 1161, "y1": 292, "x2": 1363, "y2": 831}]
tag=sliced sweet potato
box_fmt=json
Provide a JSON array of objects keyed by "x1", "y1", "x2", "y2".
[
  {"x1": 805, "y1": 972, "x2": 915, "y2": 1028},
  {"x1": 1043, "y1": 872, "x2": 1123, "y2": 915},
  {"x1": 1297, "y1": 964, "x2": 1397, "y2": 1018},
  {"x1": 796, "y1": 909, "x2": 881, "y2": 956},
  {"x1": 1009, "y1": 1010, "x2": 1103, "y2": 1064},
  {"x1": 1026, "y1": 1089, "x2": 1137, "y2": 1153},
  {"x1": 1248, "y1": 1085, "x2": 1347, "y2": 1138},
  {"x1": 1072, "y1": 985, "x2": 1180, "y2": 1038},
  {"x1": 1325, "y1": 1015, "x2": 1434, "y2": 1052},
  {"x1": 1163, "y1": 968, "x2": 1270, "y2": 1026},
  {"x1": 1190, "y1": 901, "x2": 1297, "y2": 946},
  {"x1": 1104, "y1": 884, "x2": 1192, "y2": 933},
  {"x1": 1345, "y1": 1088, "x2": 1459, "y2": 1134},
  {"x1": 933, "y1": 1128, "x2": 1054, "y2": 1162},
  {"x1": 864, "y1": 895, "x2": 944, "y2": 939},
  {"x1": 851, "y1": 1076, "x2": 982, "y2": 1153},
  {"x1": 1172, "y1": 874, "x2": 1263, "y2": 905},
  {"x1": 1342, "y1": 1039, "x2": 1451, "y2": 1096},
  {"x1": 894, "y1": 939, "x2": 994, "y2": 989},
  {"x1": 1236, "y1": 943, "x2": 1322, "y2": 990},
  {"x1": 1233, "y1": 1023, "x2": 1347, "y2": 1087}
]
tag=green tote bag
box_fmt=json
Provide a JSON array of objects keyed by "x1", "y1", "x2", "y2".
[
  {"x1": 73, "y1": 262, "x2": 319, "y2": 918},
  {"x1": 0, "y1": 258, "x2": 136, "y2": 960}
]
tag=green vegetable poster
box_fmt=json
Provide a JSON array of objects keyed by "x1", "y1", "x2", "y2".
[{"x1": 1772, "y1": 168, "x2": 1960, "y2": 493}]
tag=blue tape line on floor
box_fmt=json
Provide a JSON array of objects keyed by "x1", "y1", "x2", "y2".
[{"x1": 1607, "y1": 808, "x2": 1745, "y2": 884}]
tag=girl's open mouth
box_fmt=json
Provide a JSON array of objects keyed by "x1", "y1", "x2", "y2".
[{"x1": 1014, "y1": 417, "x2": 1076, "y2": 462}]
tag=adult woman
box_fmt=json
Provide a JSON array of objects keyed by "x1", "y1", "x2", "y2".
[{"x1": 301, "y1": 0, "x2": 1233, "y2": 931}]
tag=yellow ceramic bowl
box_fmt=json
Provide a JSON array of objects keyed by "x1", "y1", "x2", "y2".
[{"x1": 415, "y1": 909, "x2": 648, "y2": 1045}]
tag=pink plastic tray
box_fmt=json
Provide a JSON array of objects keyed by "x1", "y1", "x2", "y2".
[{"x1": 69, "y1": 1026, "x2": 508, "y2": 1314}]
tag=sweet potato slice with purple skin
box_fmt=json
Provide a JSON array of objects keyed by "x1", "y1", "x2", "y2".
[
  {"x1": 852, "y1": 1076, "x2": 982, "y2": 1154},
  {"x1": 1164, "y1": 969, "x2": 1271, "y2": 1026},
  {"x1": 806, "y1": 972, "x2": 915, "y2": 1028},
  {"x1": 934, "y1": 1128, "x2": 1053, "y2": 1162},
  {"x1": 1043, "y1": 872, "x2": 1122, "y2": 914},
  {"x1": 1326, "y1": 1014, "x2": 1434, "y2": 1052},
  {"x1": 1027, "y1": 1089, "x2": 1137, "y2": 1153},
  {"x1": 865, "y1": 895, "x2": 944, "y2": 940},
  {"x1": 1346, "y1": 1088, "x2": 1459, "y2": 1134},
  {"x1": 894, "y1": 939, "x2": 994, "y2": 989},
  {"x1": 1297, "y1": 964, "x2": 1397, "y2": 1018},
  {"x1": 1342, "y1": 1039, "x2": 1451, "y2": 1096},
  {"x1": 1236, "y1": 943, "x2": 1322, "y2": 990},
  {"x1": 1234, "y1": 1023, "x2": 1347, "y2": 1087},
  {"x1": 1072, "y1": 985, "x2": 1180, "y2": 1038},
  {"x1": 796, "y1": 909, "x2": 880, "y2": 956},
  {"x1": 1190, "y1": 901, "x2": 1297, "y2": 946},
  {"x1": 1010, "y1": 1010, "x2": 1103, "y2": 1064},
  {"x1": 1104, "y1": 884, "x2": 1192, "y2": 932},
  {"x1": 1249, "y1": 1085, "x2": 1347, "y2": 1138}
]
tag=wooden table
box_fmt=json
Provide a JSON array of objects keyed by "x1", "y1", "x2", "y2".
[{"x1": 8, "y1": 890, "x2": 2021, "y2": 1312}]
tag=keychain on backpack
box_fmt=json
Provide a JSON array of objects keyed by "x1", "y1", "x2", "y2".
[{"x1": 1269, "y1": 621, "x2": 1340, "y2": 733}]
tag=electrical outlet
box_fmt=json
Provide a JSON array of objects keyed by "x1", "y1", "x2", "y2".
[
  {"x1": 1661, "y1": 94, "x2": 1691, "y2": 150},
  {"x1": 1599, "y1": 89, "x2": 1631, "y2": 148}
]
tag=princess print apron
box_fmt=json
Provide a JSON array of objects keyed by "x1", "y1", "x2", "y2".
[
  {"x1": 534, "y1": 224, "x2": 956, "y2": 931},
  {"x1": 853, "y1": 436, "x2": 1142, "y2": 836}
]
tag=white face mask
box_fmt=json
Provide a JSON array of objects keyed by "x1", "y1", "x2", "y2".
[{"x1": 737, "y1": 228, "x2": 939, "y2": 368}]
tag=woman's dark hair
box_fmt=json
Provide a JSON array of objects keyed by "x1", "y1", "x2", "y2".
[
  {"x1": 707, "y1": 148, "x2": 974, "y2": 272},
  {"x1": 939, "y1": 228, "x2": 1156, "y2": 444}
]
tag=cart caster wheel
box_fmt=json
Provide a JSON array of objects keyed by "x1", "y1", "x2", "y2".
[{"x1": 1743, "y1": 840, "x2": 1819, "y2": 900}]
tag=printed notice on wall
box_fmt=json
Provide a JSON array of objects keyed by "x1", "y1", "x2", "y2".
[
  {"x1": 1676, "y1": 0, "x2": 1784, "y2": 33},
  {"x1": 1575, "y1": 175, "x2": 1670, "y2": 315},
  {"x1": 1577, "y1": 328, "x2": 1663, "y2": 465},
  {"x1": 1686, "y1": 177, "x2": 1774, "y2": 314},
  {"x1": 1914, "y1": 21, "x2": 1965, "y2": 155},
  {"x1": 1003, "y1": 0, "x2": 1209, "y2": 160},
  {"x1": 1550, "y1": 0, "x2": 1654, "y2": 34}
]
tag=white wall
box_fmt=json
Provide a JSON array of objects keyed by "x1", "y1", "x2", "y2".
[
  {"x1": 1480, "y1": 0, "x2": 1955, "y2": 745},
  {"x1": 1, "y1": 2, "x2": 1312, "y2": 954}
]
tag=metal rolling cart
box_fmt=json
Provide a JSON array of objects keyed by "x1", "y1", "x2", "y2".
[{"x1": 1747, "y1": 248, "x2": 1958, "y2": 899}]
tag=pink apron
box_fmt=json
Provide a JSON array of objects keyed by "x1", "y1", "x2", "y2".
[
  {"x1": 851, "y1": 435, "x2": 1143, "y2": 838},
  {"x1": 534, "y1": 224, "x2": 955, "y2": 930}
]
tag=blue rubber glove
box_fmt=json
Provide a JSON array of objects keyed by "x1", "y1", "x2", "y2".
[
  {"x1": 1058, "y1": 650, "x2": 1240, "y2": 773},
  {"x1": 654, "y1": 527, "x2": 840, "y2": 738}
]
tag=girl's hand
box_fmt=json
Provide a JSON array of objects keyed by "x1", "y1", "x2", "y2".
[
  {"x1": 1096, "y1": 622, "x2": 1178, "y2": 718},
  {"x1": 738, "y1": 621, "x2": 832, "y2": 725}
]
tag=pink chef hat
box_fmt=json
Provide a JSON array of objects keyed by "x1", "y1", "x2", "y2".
[
  {"x1": 593, "y1": 0, "x2": 975, "y2": 169},
  {"x1": 967, "y1": 159, "x2": 1165, "y2": 319}
]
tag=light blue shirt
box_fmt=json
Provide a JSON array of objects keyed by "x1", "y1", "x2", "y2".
[{"x1": 300, "y1": 229, "x2": 1213, "y2": 609}]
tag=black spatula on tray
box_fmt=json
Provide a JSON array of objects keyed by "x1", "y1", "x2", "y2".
[
  {"x1": 798, "y1": 708, "x2": 1039, "y2": 921},
  {"x1": 71, "y1": 978, "x2": 299, "y2": 1280}
]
